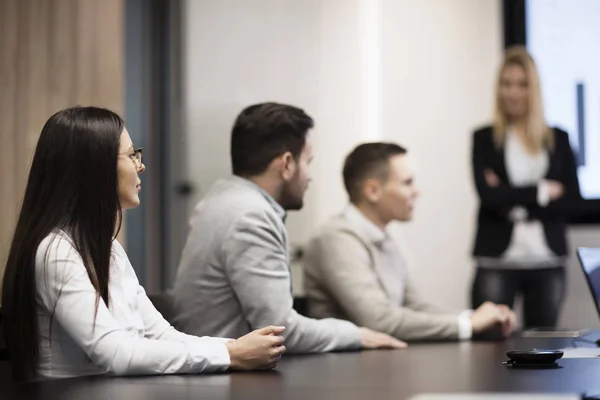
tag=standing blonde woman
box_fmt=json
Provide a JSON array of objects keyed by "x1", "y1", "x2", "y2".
[{"x1": 470, "y1": 46, "x2": 581, "y2": 328}]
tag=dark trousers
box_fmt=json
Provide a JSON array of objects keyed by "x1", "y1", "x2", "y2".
[{"x1": 471, "y1": 266, "x2": 565, "y2": 328}]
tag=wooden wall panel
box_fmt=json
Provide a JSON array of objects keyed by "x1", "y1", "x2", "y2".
[
  {"x1": 0, "y1": 0, "x2": 125, "y2": 291},
  {"x1": 97, "y1": 0, "x2": 124, "y2": 110},
  {"x1": 15, "y1": 0, "x2": 51, "y2": 205},
  {"x1": 75, "y1": 0, "x2": 98, "y2": 105},
  {"x1": 0, "y1": 0, "x2": 19, "y2": 285},
  {"x1": 48, "y1": 0, "x2": 78, "y2": 112}
]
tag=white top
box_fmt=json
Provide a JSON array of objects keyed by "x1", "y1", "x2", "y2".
[
  {"x1": 479, "y1": 130, "x2": 563, "y2": 268},
  {"x1": 344, "y1": 205, "x2": 473, "y2": 339},
  {"x1": 35, "y1": 230, "x2": 231, "y2": 379}
]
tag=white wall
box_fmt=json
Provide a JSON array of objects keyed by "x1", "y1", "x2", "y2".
[
  {"x1": 181, "y1": 0, "x2": 501, "y2": 308},
  {"x1": 181, "y1": 0, "x2": 600, "y2": 327},
  {"x1": 182, "y1": 0, "x2": 381, "y2": 246},
  {"x1": 380, "y1": 0, "x2": 502, "y2": 311},
  {"x1": 182, "y1": 0, "x2": 321, "y2": 229}
]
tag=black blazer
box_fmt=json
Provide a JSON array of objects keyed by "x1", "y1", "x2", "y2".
[{"x1": 471, "y1": 126, "x2": 581, "y2": 257}]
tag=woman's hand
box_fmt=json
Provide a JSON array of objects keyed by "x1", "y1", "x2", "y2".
[
  {"x1": 484, "y1": 169, "x2": 500, "y2": 187},
  {"x1": 226, "y1": 326, "x2": 286, "y2": 370}
]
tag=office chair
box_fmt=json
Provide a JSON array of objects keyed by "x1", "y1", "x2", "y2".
[
  {"x1": 147, "y1": 292, "x2": 176, "y2": 324},
  {"x1": 0, "y1": 306, "x2": 8, "y2": 361}
]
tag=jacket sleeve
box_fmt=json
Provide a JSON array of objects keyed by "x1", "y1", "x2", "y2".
[
  {"x1": 472, "y1": 129, "x2": 539, "y2": 209},
  {"x1": 305, "y1": 230, "x2": 460, "y2": 341},
  {"x1": 528, "y1": 129, "x2": 582, "y2": 219},
  {"x1": 36, "y1": 235, "x2": 230, "y2": 376},
  {"x1": 221, "y1": 211, "x2": 361, "y2": 353}
]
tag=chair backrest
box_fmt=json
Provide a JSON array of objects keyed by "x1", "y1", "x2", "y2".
[
  {"x1": 293, "y1": 296, "x2": 308, "y2": 317},
  {"x1": 147, "y1": 292, "x2": 176, "y2": 324},
  {"x1": 0, "y1": 306, "x2": 8, "y2": 361},
  {"x1": 0, "y1": 305, "x2": 11, "y2": 383}
]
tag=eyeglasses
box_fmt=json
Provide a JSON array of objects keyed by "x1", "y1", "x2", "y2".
[{"x1": 130, "y1": 148, "x2": 143, "y2": 171}]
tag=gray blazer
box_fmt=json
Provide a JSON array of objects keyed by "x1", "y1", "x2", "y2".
[
  {"x1": 304, "y1": 211, "x2": 461, "y2": 341},
  {"x1": 172, "y1": 176, "x2": 361, "y2": 353}
]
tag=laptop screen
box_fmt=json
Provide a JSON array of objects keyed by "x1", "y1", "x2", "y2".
[{"x1": 576, "y1": 248, "x2": 600, "y2": 316}]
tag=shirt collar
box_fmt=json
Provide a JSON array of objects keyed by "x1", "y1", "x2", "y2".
[
  {"x1": 342, "y1": 204, "x2": 388, "y2": 245},
  {"x1": 228, "y1": 175, "x2": 287, "y2": 221}
]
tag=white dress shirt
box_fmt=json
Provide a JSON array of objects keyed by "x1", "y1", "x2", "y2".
[{"x1": 35, "y1": 230, "x2": 231, "y2": 379}]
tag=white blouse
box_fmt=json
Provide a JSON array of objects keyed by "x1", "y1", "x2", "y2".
[
  {"x1": 35, "y1": 230, "x2": 231, "y2": 379},
  {"x1": 502, "y1": 130, "x2": 557, "y2": 264}
]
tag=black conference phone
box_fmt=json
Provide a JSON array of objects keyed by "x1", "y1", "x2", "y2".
[{"x1": 502, "y1": 349, "x2": 564, "y2": 368}]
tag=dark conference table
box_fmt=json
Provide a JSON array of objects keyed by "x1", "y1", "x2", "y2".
[{"x1": 2, "y1": 334, "x2": 600, "y2": 400}]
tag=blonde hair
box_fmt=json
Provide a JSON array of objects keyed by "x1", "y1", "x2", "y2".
[{"x1": 493, "y1": 46, "x2": 553, "y2": 153}]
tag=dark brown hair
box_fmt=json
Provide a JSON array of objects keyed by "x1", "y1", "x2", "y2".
[
  {"x1": 1, "y1": 106, "x2": 124, "y2": 381},
  {"x1": 343, "y1": 142, "x2": 407, "y2": 203},
  {"x1": 231, "y1": 102, "x2": 314, "y2": 176}
]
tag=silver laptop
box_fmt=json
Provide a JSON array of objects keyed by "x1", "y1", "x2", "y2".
[
  {"x1": 520, "y1": 248, "x2": 600, "y2": 339},
  {"x1": 407, "y1": 394, "x2": 579, "y2": 400},
  {"x1": 577, "y1": 247, "x2": 600, "y2": 318}
]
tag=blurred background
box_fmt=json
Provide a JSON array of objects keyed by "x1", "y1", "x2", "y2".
[{"x1": 1, "y1": 0, "x2": 600, "y2": 329}]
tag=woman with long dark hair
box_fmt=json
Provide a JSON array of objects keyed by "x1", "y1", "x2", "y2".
[{"x1": 1, "y1": 106, "x2": 286, "y2": 381}]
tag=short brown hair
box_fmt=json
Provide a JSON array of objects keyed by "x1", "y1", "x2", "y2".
[
  {"x1": 343, "y1": 142, "x2": 407, "y2": 203},
  {"x1": 231, "y1": 102, "x2": 314, "y2": 176}
]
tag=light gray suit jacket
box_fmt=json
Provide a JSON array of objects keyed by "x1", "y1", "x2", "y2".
[
  {"x1": 304, "y1": 211, "x2": 461, "y2": 341},
  {"x1": 172, "y1": 176, "x2": 361, "y2": 353}
]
